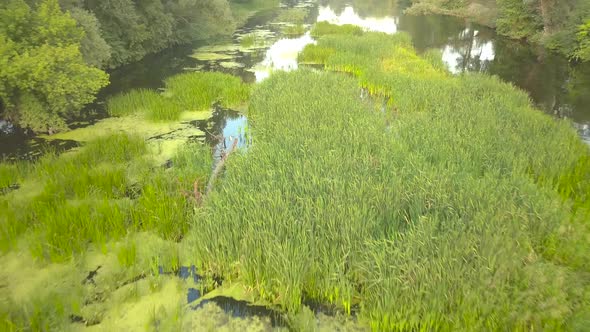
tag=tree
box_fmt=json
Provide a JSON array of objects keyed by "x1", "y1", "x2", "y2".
[
  {"x1": 69, "y1": 8, "x2": 111, "y2": 68},
  {"x1": 496, "y1": 0, "x2": 542, "y2": 39},
  {"x1": 0, "y1": 0, "x2": 109, "y2": 133},
  {"x1": 574, "y1": 19, "x2": 590, "y2": 61}
]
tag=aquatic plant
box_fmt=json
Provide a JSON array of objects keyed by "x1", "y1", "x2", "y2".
[
  {"x1": 2, "y1": 21, "x2": 590, "y2": 331},
  {"x1": 107, "y1": 89, "x2": 181, "y2": 121},
  {"x1": 107, "y1": 72, "x2": 250, "y2": 122},
  {"x1": 298, "y1": 44, "x2": 336, "y2": 65},
  {"x1": 240, "y1": 34, "x2": 258, "y2": 48},
  {"x1": 282, "y1": 24, "x2": 306, "y2": 37},
  {"x1": 310, "y1": 21, "x2": 364, "y2": 38},
  {"x1": 164, "y1": 72, "x2": 250, "y2": 112},
  {"x1": 0, "y1": 133, "x2": 213, "y2": 260},
  {"x1": 182, "y1": 28, "x2": 590, "y2": 329}
]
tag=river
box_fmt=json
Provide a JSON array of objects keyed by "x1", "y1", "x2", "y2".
[{"x1": 1, "y1": 0, "x2": 589, "y2": 160}]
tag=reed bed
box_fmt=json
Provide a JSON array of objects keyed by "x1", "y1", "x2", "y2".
[
  {"x1": 107, "y1": 72, "x2": 249, "y2": 121},
  {"x1": 107, "y1": 89, "x2": 179, "y2": 121},
  {"x1": 310, "y1": 21, "x2": 364, "y2": 38},
  {"x1": 183, "y1": 27, "x2": 590, "y2": 329},
  {"x1": 0, "y1": 134, "x2": 212, "y2": 261},
  {"x1": 240, "y1": 33, "x2": 258, "y2": 48},
  {"x1": 164, "y1": 72, "x2": 249, "y2": 112},
  {"x1": 282, "y1": 24, "x2": 306, "y2": 37}
]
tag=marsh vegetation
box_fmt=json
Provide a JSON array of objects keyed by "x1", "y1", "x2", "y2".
[{"x1": 1, "y1": 1, "x2": 590, "y2": 331}]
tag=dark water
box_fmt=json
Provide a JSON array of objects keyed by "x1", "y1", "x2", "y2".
[
  {"x1": 154, "y1": 264, "x2": 283, "y2": 325},
  {"x1": 193, "y1": 296, "x2": 285, "y2": 326},
  {"x1": 2, "y1": 0, "x2": 589, "y2": 160}
]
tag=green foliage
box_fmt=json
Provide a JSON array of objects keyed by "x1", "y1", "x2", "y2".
[
  {"x1": 310, "y1": 21, "x2": 364, "y2": 38},
  {"x1": 421, "y1": 48, "x2": 448, "y2": 71},
  {"x1": 17, "y1": 92, "x2": 68, "y2": 133},
  {"x1": 69, "y1": 8, "x2": 111, "y2": 68},
  {"x1": 107, "y1": 89, "x2": 181, "y2": 122},
  {"x1": 0, "y1": 0, "x2": 109, "y2": 133},
  {"x1": 574, "y1": 19, "x2": 590, "y2": 61},
  {"x1": 409, "y1": 0, "x2": 590, "y2": 61},
  {"x1": 282, "y1": 24, "x2": 306, "y2": 37},
  {"x1": 0, "y1": 132, "x2": 213, "y2": 260},
  {"x1": 0, "y1": 161, "x2": 29, "y2": 189},
  {"x1": 240, "y1": 33, "x2": 258, "y2": 48},
  {"x1": 84, "y1": 0, "x2": 235, "y2": 68},
  {"x1": 496, "y1": 0, "x2": 542, "y2": 39},
  {"x1": 183, "y1": 28, "x2": 590, "y2": 329},
  {"x1": 298, "y1": 44, "x2": 336, "y2": 64},
  {"x1": 107, "y1": 72, "x2": 249, "y2": 121},
  {"x1": 164, "y1": 72, "x2": 250, "y2": 111}
]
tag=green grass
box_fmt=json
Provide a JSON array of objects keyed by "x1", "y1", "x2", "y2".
[
  {"x1": 0, "y1": 134, "x2": 213, "y2": 261},
  {"x1": 107, "y1": 72, "x2": 250, "y2": 122},
  {"x1": 310, "y1": 21, "x2": 364, "y2": 38},
  {"x1": 107, "y1": 89, "x2": 181, "y2": 121},
  {"x1": 282, "y1": 24, "x2": 306, "y2": 37},
  {"x1": 181, "y1": 26, "x2": 590, "y2": 330},
  {"x1": 298, "y1": 44, "x2": 336, "y2": 65},
  {"x1": 240, "y1": 33, "x2": 258, "y2": 48},
  {"x1": 164, "y1": 72, "x2": 250, "y2": 111},
  {"x1": 0, "y1": 162, "x2": 27, "y2": 189}
]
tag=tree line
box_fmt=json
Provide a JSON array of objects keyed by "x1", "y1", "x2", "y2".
[{"x1": 0, "y1": 0, "x2": 258, "y2": 134}]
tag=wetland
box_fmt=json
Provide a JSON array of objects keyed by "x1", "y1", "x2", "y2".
[{"x1": 1, "y1": 0, "x2": 590, "y2": 330}]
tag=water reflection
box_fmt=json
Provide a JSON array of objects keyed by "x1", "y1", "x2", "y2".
[
  {"x1": 317, "y1": 6, "x2": 398, "y2": 33},
  {"x1": 442, "y1": 28, "x2": 495, "y2": 74},
  {"x1": 194, "y1": 106, "x2": 251, "y2": 165},
  {"x1": 313, "y1": 1, "x2": 590, "y2": 137},
  {"x1": 253, "y1": 32, "x2": 316, "y2": 81}
]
